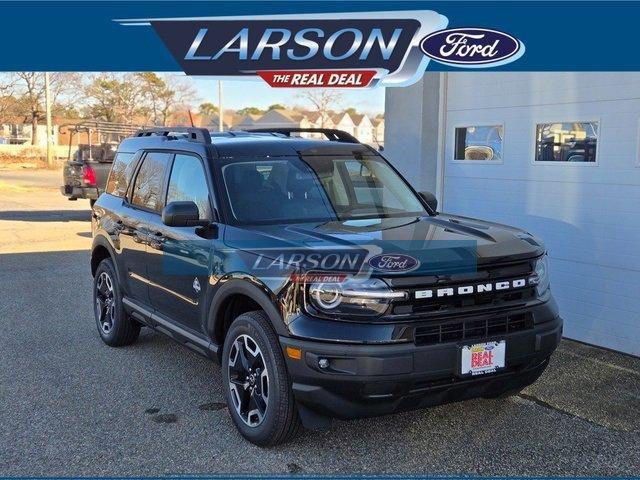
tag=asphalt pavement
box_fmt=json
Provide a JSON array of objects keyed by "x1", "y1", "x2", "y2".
[{"x1": 0, "y1": 168, "x2": 638, "y2": 476}]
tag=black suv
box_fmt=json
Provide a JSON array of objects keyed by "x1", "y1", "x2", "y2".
[{"x1": 91, "y1": 127, "x2": 562, "y2": 446}]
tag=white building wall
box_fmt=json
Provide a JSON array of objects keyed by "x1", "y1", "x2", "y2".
[
  {"x1": 384, "y1": 75, "x2": 442, "y2": 193},
  {"x1": 441, "y1": 72, "x2": 640, "y2": 356}
]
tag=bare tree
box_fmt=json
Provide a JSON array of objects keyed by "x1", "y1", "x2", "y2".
[
  {"x1": 0, "y1": 74, "x2": 17, "y2": 124},
  {"x1": 296, "y1": 89, "x2": 343, "y2": 127},
  {"x1": 160, "y1": 75, "x2": 196, "y2": 126},
  {"x1": 12, "y1": 72, "x2": 82, "y2": 144}
]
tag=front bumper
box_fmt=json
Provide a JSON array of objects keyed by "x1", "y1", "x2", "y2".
[{"x1": 280, "y1": 313, "x2": 562, "y2": 419}]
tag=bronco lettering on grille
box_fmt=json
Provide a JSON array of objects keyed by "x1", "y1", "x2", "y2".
[{"x1": 414, "y1": 278, "x2": 527, "y2": 299}]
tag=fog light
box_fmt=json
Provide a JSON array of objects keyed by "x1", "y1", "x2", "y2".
[{"x1": 318, "y1": 358, "x2": 330, "y2": 369}]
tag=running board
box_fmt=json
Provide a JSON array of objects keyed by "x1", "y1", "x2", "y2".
[{"x1": 122, "y1": 296, "x2": 219, "y2": 361}]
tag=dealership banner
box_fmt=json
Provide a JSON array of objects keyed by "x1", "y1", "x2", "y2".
[{"x1": 1, "y1": 1, "x2": 639, "y2": 85}]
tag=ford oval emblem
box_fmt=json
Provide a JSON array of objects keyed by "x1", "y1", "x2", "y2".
[
  {"x1": 420, "y1": 28, "x2": 525, "y2": 68},
  {"x1": 368, "y1": 254, "x2": 419, "y2": 273}
]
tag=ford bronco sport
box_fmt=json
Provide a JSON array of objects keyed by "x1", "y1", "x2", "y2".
[{"x1": 91, "y1": 127, "x2": 562, "y2": 446}]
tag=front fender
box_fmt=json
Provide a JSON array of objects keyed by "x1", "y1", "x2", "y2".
[{"x1": 207, "y1": 276, "x2": 290, "y2": 347}]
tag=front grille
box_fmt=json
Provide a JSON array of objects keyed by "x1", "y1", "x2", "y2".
[
  {"x1": 414, "y1": 313, "x2": 533, "y2": 346},
  {"x1": 396, "y1": 285, "x2": 536, "y2": 316},
  {"x1": 389, "y1": 258, "x2": 537, "y2": 318}
]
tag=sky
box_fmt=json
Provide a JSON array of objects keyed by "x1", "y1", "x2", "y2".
[{"x1": 189, "y1": 76, "x2": 386, "y2": 115}]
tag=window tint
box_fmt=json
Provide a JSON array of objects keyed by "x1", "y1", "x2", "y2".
[
  {"x1": 343, "y1": 160, "x2": 397, "y2": 207},
  {"x1": 222, "y1": 160, "x2": 332, "y2": 223},
  {"x1": 131, "y1": 152, "x2": 171, "y2": 211},
  {"x1": 105, "y1": 152, "x2": 136, "y2": 197},
  {"x1": 222, "y1": 155, "x2": 425, "y2": 224},
  {"x1": 166, "y1": 154, "x2": 212, "y2": 220},
  {"x1": 454, "y1": 125, "x2": 504, "y2": 161},
  {"x1": 535, "y1": 122, "x2": 598, "y2": 163}
]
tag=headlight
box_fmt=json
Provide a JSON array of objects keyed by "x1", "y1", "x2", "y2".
[
  {"x1": 529, "y1": 255, "x2": 550, "y2": 295},
  {"x1": 306, "y1": 276, "x2": 406, "y2": 317}
]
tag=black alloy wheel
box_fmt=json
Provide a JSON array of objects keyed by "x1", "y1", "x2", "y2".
[{"x1": 227, "y1": 333, "x2": 270, "y2": 427}]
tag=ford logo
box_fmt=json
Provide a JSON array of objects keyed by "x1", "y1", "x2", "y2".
[
  {"x1": 420, "y1": 28, "x2": 525, "y2": 68},
  {"x1": 368, "y1": 254, "x2": 419, "y2": 273}
]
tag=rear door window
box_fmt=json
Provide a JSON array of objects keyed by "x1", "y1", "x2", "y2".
[
  {"x1": 130, "y1": 152, "x2": 172, "y2": 212},
  {"x1": 105, "y1": 152, "x2": 136, "y2": 197}
]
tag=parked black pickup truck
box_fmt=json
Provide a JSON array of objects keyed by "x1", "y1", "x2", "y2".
[
  {"x1": 91, "y1": 127, "x2": 562, "y2": 446},
  {"x1": 60, "y1": 143, "x2": 116, "y2": 207}
]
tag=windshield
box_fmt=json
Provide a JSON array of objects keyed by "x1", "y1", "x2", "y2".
[{"x1": 221, "y1": 155, "x2": 427, "y2": 224}]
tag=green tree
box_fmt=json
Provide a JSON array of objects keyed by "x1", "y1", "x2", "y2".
[
  {"x1": 85, "y1": 73, "x2": 196, "y2": 126},
  {"x1": 267, "y1": 103, "x2": 285, "y2": 111},
  {"x1": 136, "y1": 72, "x2": 167, "y2": 125},
  {"x1": 137, "y1": 72, "x2": 196, "y2": 126},
  {"x1": 237, "y1": 106, "x2": 263, "y2": 116},
  {"x1": 199, "y1": 102, "x2": 218, "y2": 117},
  {"x1": 85, "y1": 74, "x2": 144, "y2": 123}
]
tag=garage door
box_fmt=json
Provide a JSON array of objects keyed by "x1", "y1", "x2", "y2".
[{"x1": 442, "y1": 72, "x2": 640, "y2": 356}]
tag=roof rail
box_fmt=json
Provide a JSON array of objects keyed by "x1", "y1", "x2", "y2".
[
  {"x1": 134, "y1": 127, "x2": 212, "y2": 144},
  {"x1": 245, "y1": 128, "x2": 360, "y2": 144}
]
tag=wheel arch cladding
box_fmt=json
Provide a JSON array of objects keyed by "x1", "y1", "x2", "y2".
[
  {"x1": 91, "y1": 244, "x2": 112, "y2": 277},
  {"x1": 208, "y1": 279, "x2": 287, "y2": 352}
]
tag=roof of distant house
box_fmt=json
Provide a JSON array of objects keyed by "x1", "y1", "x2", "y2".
[{"x1": 271, "y1": 108, "x2": 307, "y2": 122}]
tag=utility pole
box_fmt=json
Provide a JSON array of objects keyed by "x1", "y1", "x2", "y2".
[
  {"x1": 217, "y1": 80, "x2": 224, "y2": 132},
  {"x1": 44, "y1": 72, "x2": 54, "y2": 168}
]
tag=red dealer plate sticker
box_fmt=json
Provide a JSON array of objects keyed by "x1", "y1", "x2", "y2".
[
  {"x1": 461, "y1": 340, "x2": 506, "y2": 376},
  {"x1": 257, "y1": 70, "x2": 377, "y2": 88}
]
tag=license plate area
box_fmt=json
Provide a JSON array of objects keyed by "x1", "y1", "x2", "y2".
[{"x1": 460, "y1": 340, "x2": 506, "y2": 376}]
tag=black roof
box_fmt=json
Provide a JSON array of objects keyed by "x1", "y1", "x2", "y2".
[
  {"x1": 117, "y1": 127, "x2": 376, "y2": 159},
  {"x1": 211, "y1": 134, "x2": 373, "y2": 158}
]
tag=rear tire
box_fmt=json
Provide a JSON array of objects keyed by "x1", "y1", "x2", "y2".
[
  {"x1": 93, "y1": 258, "x2": 140, "y2": 347},
  {"x1": 222, "y1": 311, "x2": 302, "y2": 446}
]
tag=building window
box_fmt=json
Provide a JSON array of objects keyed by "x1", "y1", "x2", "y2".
[
  {"x1": 535, "y1": 121, "x2": 598, "y2": 163},
  {"x1": 454, "y1": 125, "x2": 504, "y2": 162}
]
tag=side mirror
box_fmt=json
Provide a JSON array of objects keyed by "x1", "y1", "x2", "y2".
[
  {"x1": 162, "y1": 201, "x2": 209, "y2": 227},
  {"x1": 419, "y1": 191, "x2": 438, "y2": 212}
]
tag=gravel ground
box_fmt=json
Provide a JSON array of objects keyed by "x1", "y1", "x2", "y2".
[{"x1": 0, "y1": 170, "x2": 638, "y2": 476}]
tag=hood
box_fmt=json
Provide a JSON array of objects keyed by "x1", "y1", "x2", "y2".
[{"x1": 223, "y1": 214, "x2": 545, "y2": 275}]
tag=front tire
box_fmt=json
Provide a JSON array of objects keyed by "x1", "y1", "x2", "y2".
[
  {"x1": 93, "y1": 258, "x2": 140, "y2": 346},
  {"x1": 222, "y1": 311, "x2": 302, "y2": 446}
]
